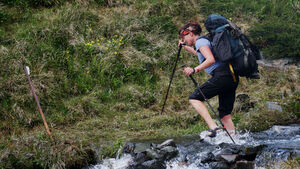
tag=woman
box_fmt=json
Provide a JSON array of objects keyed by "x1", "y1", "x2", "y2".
[{"x1": 178, "y1": 22, "x2": 238, "y2": 137}]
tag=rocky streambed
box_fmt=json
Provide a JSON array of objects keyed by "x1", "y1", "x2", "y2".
[{"x1": 88, "y1": 124, "x2": 300, "y2": 169}]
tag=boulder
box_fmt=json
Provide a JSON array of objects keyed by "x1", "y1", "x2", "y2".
[{"x1": 125, "y1": 139, "x2": 178, "y2": 169}]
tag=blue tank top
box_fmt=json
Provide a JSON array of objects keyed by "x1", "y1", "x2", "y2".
[{"x1": 195, "y1": 38, "x2": 224, "y2": 75}]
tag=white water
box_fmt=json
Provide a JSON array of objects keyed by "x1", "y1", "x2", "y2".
[
  {"x1": 199, "y1": 130, "x2": 254, "y2": 145},
  {"x1": 89, "y1": 154, "x2": 133, "y2": 169},
  {"x1": 88, "y1": 125, "x2": 300, "y2": 169}
]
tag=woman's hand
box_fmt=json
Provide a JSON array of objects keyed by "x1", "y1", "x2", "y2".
[
  {"x1": 178, "y1": 40, "x2": 197, "y2": 56},
  {"x1": 178, "y1": 40, "x2": 186, "y2": 47},
  {"x1": 183, "y1": 67, "x2": 195, "y2": 76}
]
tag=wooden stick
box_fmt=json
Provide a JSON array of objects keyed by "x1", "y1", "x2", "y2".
[{"x1": 24, "y1": 66, "x2": 53, "y2": 140}]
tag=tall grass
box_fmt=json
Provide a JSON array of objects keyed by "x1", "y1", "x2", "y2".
[{"x1": 0, "y1": 0, "x2": 299, "y2": 168}]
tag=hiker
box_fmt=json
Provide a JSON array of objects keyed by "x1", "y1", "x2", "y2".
[{"x1": 178, "y1": 22, "x2": 238, "y2": 137}]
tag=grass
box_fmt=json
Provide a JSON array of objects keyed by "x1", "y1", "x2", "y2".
[{"x1": 0, "y1": 0, "x2": 299, "y2": 168}]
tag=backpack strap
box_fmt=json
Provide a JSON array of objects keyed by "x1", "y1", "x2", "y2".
[{"x1": 228, "y1": 64, "x2": 237, "y2": 83}]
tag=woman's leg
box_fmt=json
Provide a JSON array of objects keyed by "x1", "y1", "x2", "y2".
[
  {"x1": 221, "y1": 114, "x2": 235, "y2": 131},
  {"x1": 189, "y1": 99, "x2": 218, "y2": 130}
]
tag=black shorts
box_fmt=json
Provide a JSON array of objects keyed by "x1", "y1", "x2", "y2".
[{"x1": 188, "y1": 64, "x2": 239, "y2": 119}]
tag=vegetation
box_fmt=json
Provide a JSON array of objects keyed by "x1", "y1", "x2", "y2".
[{"x1": 0, "y1": 0, "x2": 299, "y2": 168}]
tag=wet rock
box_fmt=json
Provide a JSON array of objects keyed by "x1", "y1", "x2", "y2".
[
  {"x1": 213, "y1": 146, "x2": 239, "y2": 164},
  {"x1": 200, "y1": 152, "x2": 215, "y2": 163},
  {"x1": 209, "y1": 161, "x2": 230, "y2": 169},
  {"x1": 134, "y1": 152, "x2": 150, "y2": 164},
  {"x1": 126, "y1": 139, "x2": 178, "y2": 169},
  {"x1": 129, "y1": 160, "x2": 165, "y2": 169},
  {"x1": 220, "y1": 154, "x2": 238, "y2": 163},
  {"x1": 198, "y1": 142, "x2": 264, "y2": 168},
  {"x1": 234, "y1": 160, "x2": 254, "y2": 169},
  {"x1": 123, "y1": 142, "x2": 135, "y2": 154},
  {"x1": 146, "y1": 148, "x2": 164, "y2": 159},
  {"x1": 155, "y1": 139, "x2": 176, "y2": 149},
  {"x1": 123, "y1": 142, "x2": 151, "y2": 155},
  {"x1": 241, "y1": 145, "x2": 265, "y2": 157}
]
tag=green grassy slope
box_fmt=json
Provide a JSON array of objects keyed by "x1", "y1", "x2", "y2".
[{"x1": 0, "y1": 0, "x2": 299, "y2": 168}]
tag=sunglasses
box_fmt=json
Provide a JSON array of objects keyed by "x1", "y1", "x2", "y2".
[{"x1": 180, "y1": 29, "x2": 192, "y2": 39}]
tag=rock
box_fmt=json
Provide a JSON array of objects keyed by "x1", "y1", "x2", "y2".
[
  {"x1": 209, "y1": 161, "x2": 230, "y2": 169},
  {"x1": 234, "y1": 160, "x2": 254, "y2": 169},
  {"x1": 127, "y1": 139, "x2": 178, "y2": 169},
  {"x1": 200, "y1": 152, "x2": 215, "y2": 163},
  {"x1": 155, "y1": 139, "x2": 176, "y2": 149},
  {"x1": 242, "y1": 145, "x2": 265, "y2": 155},
  {"x1": 220, "y1": 154, "x2": 238, "y2": 163},
  {"x1": 129, "y1": 159, "x2": 165, "y2": 169},
  {"x1": 160, "y1": 146, "x2": 178, "y2": 160},
  {"x1": 146, "y1": 148, "x2": 164, "y2": 159},
  {"x1": 236, "y1": 93, "x2": 250, "y2": 103},
  {"x1": 134, "y1": 152, "x2": 150, "y2": 164},
  {"x1": 266, "y1": 101, "x2": 283, "y2": 112},
  {"x1": 213, "y1": 146, "x2": 239, "y2": 163},
  {"x1": 257, "y1": 58, "x2": 296, "y2": 70},
  {"x1": 141, "y1": 160, "x2": 165, "y2": 169},
  {"x1": 239, "y1": 145, "x2": 266, "y2": 161},
  {"x1": 236, "y1": 93, "x2": 255, "y2": 112},
  {"x1": 123, "y1": 142, "x2": 135, "y2": 154}
]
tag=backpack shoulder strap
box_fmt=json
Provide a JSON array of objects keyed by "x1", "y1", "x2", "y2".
[{"x1": 197, "y1": 34, "x2": 210, "y2": 41}]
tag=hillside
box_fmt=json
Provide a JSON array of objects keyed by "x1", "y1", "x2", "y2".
[{"x1": 0, "y1": 0, "x2": 299, "y2": 168}]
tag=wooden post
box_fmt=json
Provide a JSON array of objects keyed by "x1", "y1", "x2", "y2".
[{"x1": 24, "y1": 66, "x2": 53, "y2": 140}]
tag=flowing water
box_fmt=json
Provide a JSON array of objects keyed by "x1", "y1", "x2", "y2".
[{"x1": 88, "y1": 124, "x2": 300, "y2": 169}]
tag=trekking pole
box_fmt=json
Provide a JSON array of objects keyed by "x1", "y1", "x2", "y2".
[
  {"x1": 188, "y1": 74, "x2": 236, "y2": 144},
  {"x1": 24, "y1": 66, "x2": 53, "y2": 140},
  {"x1": 161, "y1": 44, "x2": 183, "y2": 114}
]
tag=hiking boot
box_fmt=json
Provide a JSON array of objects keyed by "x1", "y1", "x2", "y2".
[{"x1": 207, "y1": 127, "x2": 220, "y2": 138}]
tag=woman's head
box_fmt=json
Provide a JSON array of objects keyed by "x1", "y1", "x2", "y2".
[{"x1": 179, "y1": 22, "x2": 202, "y2": 45}]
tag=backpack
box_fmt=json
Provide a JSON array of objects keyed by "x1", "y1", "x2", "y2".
[{"x1": 202, "y1": 14, "x2": 262, "y2": 80}]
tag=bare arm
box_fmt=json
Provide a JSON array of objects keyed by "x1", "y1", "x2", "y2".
[
  {"x1": 184, "y1": 45, "x2": 215, "y2": 75},
  {"x1": 183, "y1": 45, "x2": 198, "y2": 56},
  {"x1": 194, "y1": 46, "x2": 215, "y2": 72}
]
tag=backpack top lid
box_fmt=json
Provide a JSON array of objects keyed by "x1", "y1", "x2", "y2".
[{"x1": 204, "y1": 14, "x2": 229, "y2": 33}]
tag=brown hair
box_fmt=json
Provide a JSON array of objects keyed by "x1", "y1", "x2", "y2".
[{"x1": 178, "y1": 22, "x2": 202, "y2": 36}]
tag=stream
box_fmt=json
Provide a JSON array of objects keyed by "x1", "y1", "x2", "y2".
[{"x1": 88, "y1": 124, "x2": 300, "y2": 169}]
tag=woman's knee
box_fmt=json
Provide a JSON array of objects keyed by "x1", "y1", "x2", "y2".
[{"x1": 189, "y1": 99, "x2": 199, "y2": 105}]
